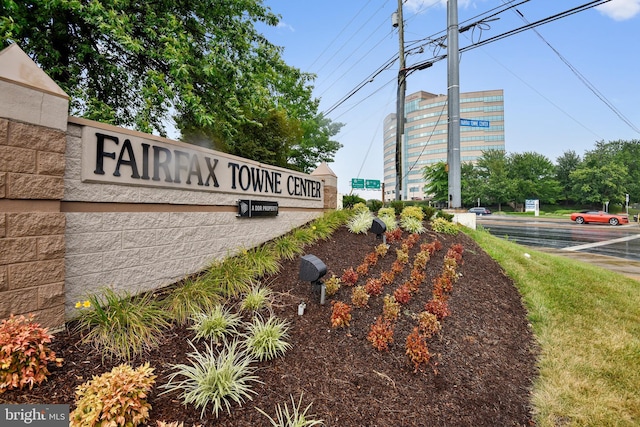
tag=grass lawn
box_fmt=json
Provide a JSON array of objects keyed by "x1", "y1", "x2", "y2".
[{"x1": 466, "y1": 227, "x2": 640, "y2": 427}]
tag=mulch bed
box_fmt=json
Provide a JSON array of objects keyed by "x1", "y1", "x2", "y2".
[{"x1": 1, "y1": 225, "x2": 538, "y2": 426}]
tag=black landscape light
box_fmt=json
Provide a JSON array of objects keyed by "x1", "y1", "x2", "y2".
[
  {"x1": 299, "y1": 254, "x2": 327, "y2": 304},
  {"x1": 370, "y1": 218, "x2": 387, "y2": 244}
]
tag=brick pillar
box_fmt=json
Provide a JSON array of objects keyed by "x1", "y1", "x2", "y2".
[
  {"x1": 311, "y1": 162, "x2": 338, "y2": 211},
  {"x1": 0, "y1": 44, "x2": 69, "y2": 329}
]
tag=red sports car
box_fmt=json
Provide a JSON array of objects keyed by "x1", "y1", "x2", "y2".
[{"x1": 570, "y1": 210, "x2": 629, "y2": 226}]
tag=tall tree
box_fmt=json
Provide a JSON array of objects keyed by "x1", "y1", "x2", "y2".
[
  {"x1": 507, "y1": 152, "x2": 560, "y2": 206},
  {"x1": 475, "y1": 149, "x2": 513, "y2": 211},
  {"x1": 460, "y1": 162, "x2": 481, "y2": 207},
  {"x1": 422, "y1": 162, "x2": 449, "y2": 203},
  {"x1": 555, "y1": 150, "x2": 582, "y2": 205},
  {"x1": 0, "y1": 0, "x2": 341, "y2": 170}
]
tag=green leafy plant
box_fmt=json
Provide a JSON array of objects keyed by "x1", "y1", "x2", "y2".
[
  {"x1": 162, "y1": 340, "x2": 261, "y2": 418},
  {"x1": 244, "y1": 316, "x2": 292, "y2": 361},
  {"x1": 204, "y1": 257, "x2": 255, "y2": 298},
  {"x1": 75, "y1": 288, "x2": 170, "y2": 360},
  {"x1": 351, "y1": 202, "x2": 369, "y2": 214},
  {"x1": 240, "y1": 284, "x2": 274, "y2": 313},
  {"x1": 242, "y1": 245, "x2": 281, "y2": 277},
  {"x1": 400, "y1": 216, "x2": 426, "y2": 234},
  {"x1": 190, "y1": 305, "x2": 243, "y2": 344},
  {"x1": 256, "y1": 393, "x2": 324, "y2": 427},
  {"x1": 292, "y1": 227, "x2": 317, "y2": 246},
  {"x1": 162, "y1": 277, "x2": 220, "y2": 325},
  {"x1": 430, "y1": 217, "x2": 459, "y2": 235},
  {"x1": 351, "y1": 285, "x2": 370, "y2": 308},
  {"x1": 0, "y1": 314, "x2": 63, "y2": 394},
  {"x1": 367, "y1": 199, "x2": 383, "y2": 213},
  {"x1": 400, "y1": 206, "x2": 425, "y2": 222},
  {"x1": 421, "y1": 205, "x2": 437, "y2": 220},
  {"x1": 268, "y1": 235, "x2": 305, "y2": 261},
  {"x1": 435, "y1": 210, "x2": 454, "y2": 221},
  {"x1": 378, "y1": 207, "x2": 395, "y2": 218},
  {"x1": 70, "y1": 363, "x2": 156, "y2": 427},
  {"x1": 324, "y1": 275, "x2": 341, "y2": 297},
  {"x1": 342, "y1": 194, "x2": 366, "y2": 209},
  {"x1": 330, "y1": 301, "x2": 352, "y2": 328},
  {"x1": 389, "y1": 200, "x2": 405, "y2": 216},
  {"x1": 346, "y1": 209, "x2": 374, "y2": 234},
  {"x1": 367, "y1": 317, "x2": 394, "y2": 351},
  {"x1": 406, "y1": 327, "x2": 431, "y2": 372}
]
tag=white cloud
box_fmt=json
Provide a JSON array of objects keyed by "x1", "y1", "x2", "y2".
[
  {"x1": 596, "y1": 0, "x2": 640, "y2": 20},
  {"x1": 276, "y1": 20, "x2": 295, "y2": 32}
]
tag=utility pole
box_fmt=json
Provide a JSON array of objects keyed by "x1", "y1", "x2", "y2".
[
  {"x1": 446, "y1": 0, "x2": 461, "y2": 208},
  {"x1": 394, "y1": 0, "x2": 406, "y2": 201}
]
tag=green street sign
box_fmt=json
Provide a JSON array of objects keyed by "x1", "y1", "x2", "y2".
[
  {"x1": 351, "y1": 178, "x2": 364, "y2": 189},
  {"x1": 365, "y1": 179, "x2": 380, "y2": 189}
]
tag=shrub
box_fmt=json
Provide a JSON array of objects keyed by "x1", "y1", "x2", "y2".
[
  {"x1": 435, "y1": 210, "x2": 454, "y2": 221},
  {"x1": 382, "y1": 295, "x2": 400, "y2": 322},
  {"x1": 240, "y1": 284, "x2": 273, "y2": 313},
  {"x1": 75, "y1": 288, "x2": 170, "y2": 360},
  {"x1": 364, "y1": 252, "x2": 378, "y2": 267},
  {"x1": 340, "y1": 267, "x2": 358, "y2": 286},
  {"x1": 379, "y1": 270, "x2": 395, "y2": 286},
  {"x1": 351, "y1": 202, "x2": 369, "y2": 214},
  {"x1": 395, "y1": 248, "x2": 409, "y2": 265},
  {"x1": 406, "y1": 327, "x2": 431, "y2": 372},
  {"x1": 400, "y1": 216, "x2": 426, "y2": 234},
  {"x1": 367, "y1": 317, "x2": 394, "y2": 351},
  {"x1": 162, "y1": 277, "x2": 220, "y2": 325},
  {"x1": 364, "y1": 278, "x2": 383, "y2": 296},
  {"x1": 351, "y1": 286, "x2": 370, "y2": 308},
  {"x1": 385, "y1": 228, "x2": 403, "y2": 243},
  {"x1": 70, "y1": 363, "x2": 155, "y2": 427},
  {"x1": 342, "y1": 194, "x2": 366, "y2": 209},
  {"x1": 378, "y1": 213, "x2": 398, "y2": 231},
  {"x1": 244, "y1": 316, "x2": 292, "y2": 362},
  {"x1": 378, "y1": 207, "x2": 395, "y2": 218},
  {"x1": 367, "y1": 199, "x2": 383, "y2": 213},
  {"x1": 391, "y1": 260, "x2": 404, "y2": 274},
  {"x1": 389, "y1": 200, "x2": 405, "y2": 216},
  {"x1": 400, "y1": 206, "x2": 424, "y2": 222},
  {"x1": 430, "y1": 217, "x2": 459, "y2": 235},
  {"x1": 355, "y1": 262, "x2": 369, "y2": 276},
  {"x1": 330, "y1": 301, "x2": 352, "y2": 328},
  {"x1": 162, "y1": 340, "x2": 261, "y2": 418},
  {"x1": 324, "y1": 274, "x2": 341, "y2": 297},
  {"x1": 421, "y1": 205, "x2": 437, "y2": 220},
  {"x1": 190, "y1": 305, "x2": 242, "y2": 344},
  {"x1": 0, "y1": 314, "x2": 62, "y2": 394},
  {"x1": 416, "y1": 311, "x2": 441, "y2": 338},
  {"x1": 256, "y1": 393, "x2": 324, "y2": 427},
  {"x1": 347, "y1": 210, "x2": 374, "y2": 234},
  {"x1": 413, "y1": 251, "x2": 430, "y2": 269}
]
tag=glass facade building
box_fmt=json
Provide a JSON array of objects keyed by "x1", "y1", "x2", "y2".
[{"x1": 383, "y1": 89, "x2": 505, "y2": 201}]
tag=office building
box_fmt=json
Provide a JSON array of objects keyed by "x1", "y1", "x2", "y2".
[{"x1": 383, "y1": 89, "x2": 505, "y2": 201}]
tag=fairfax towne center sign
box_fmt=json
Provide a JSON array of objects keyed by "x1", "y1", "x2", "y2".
[{"x1": 80, "y1": 125, "x2": 323, "y2": 201}]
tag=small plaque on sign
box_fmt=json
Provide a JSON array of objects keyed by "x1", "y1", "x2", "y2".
[{"x1": 238, "y1": 200, "x2": 279, "y2": 218}]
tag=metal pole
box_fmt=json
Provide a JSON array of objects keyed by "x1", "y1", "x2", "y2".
[
  {"x1": 447, "y1": 0, "x2": 461, "y2": 208},
  {"x1": 394, "y1": 0, "x2": 406, "y2": 201}
]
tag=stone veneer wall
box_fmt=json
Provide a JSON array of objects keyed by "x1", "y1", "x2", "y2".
[{"x1": 0, "y1": 45, "x2": 337, "y2": 328}]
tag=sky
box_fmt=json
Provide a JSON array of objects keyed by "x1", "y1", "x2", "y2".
[{"x1": 259, "y1": 0, "x2": 640, "y2": 197}]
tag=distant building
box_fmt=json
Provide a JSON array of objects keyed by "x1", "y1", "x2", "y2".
[{"x1": 383, "y1": 89, "x2": 505, "y2": 201}]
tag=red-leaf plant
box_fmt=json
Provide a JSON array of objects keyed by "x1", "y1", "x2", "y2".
[
  {"x1": 406, "y1": 327, "x2": 431, "y2": 372},
  {"x1": 367, "y1": 317, "x2": 394, "y2": 352},
  {"x1": 393, "y1": 283, "x2": 412, "y2": 305},
  {"x1": 364, "y1": 278, "x2": 384, "y2": 297},
  {"x1": 341, "y1": 267, "x2": 359, "y2": 286},
  {"x1": 330, "y1": 301, "x2": 352, "y2": 328}
]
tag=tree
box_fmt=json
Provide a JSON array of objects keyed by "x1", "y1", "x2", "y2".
[
  {"x1": 460, "y1": 162, "x2": 481, "y2": 207},
  {"x1": 422, "y1": 162, "x2": 448, "y2": 203},
  {"x1": 571, "y1": 144, "x2": 630, "y2": 207},
  {"x1": 0, "y1": 0, "x2": 341, "y2": 170},
  {"x1": 555, "y1": 150, "x2": 582, "y2": 205},
  {"x1": 475, "y1": 149, "x2": 513, "y2": 211},
  {"x1": 507, "y1": 152, "x2": 560, "y2": 207}
]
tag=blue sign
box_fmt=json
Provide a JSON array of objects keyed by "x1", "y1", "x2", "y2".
[{"x1": 460, "y1": 119, "x2": 489, "y2": 128}]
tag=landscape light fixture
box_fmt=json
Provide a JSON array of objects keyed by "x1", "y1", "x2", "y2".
[
  {"x1": 299, "y1": 254, "x2": 327, "y2": 305},
  {"x1": 370, "y1": 218, "x2": 387, "y2": 244}
]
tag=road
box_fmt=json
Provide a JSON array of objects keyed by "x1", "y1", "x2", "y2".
[{"x1": 476, "y1": 215, "x2": 640, "y2": 281}]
